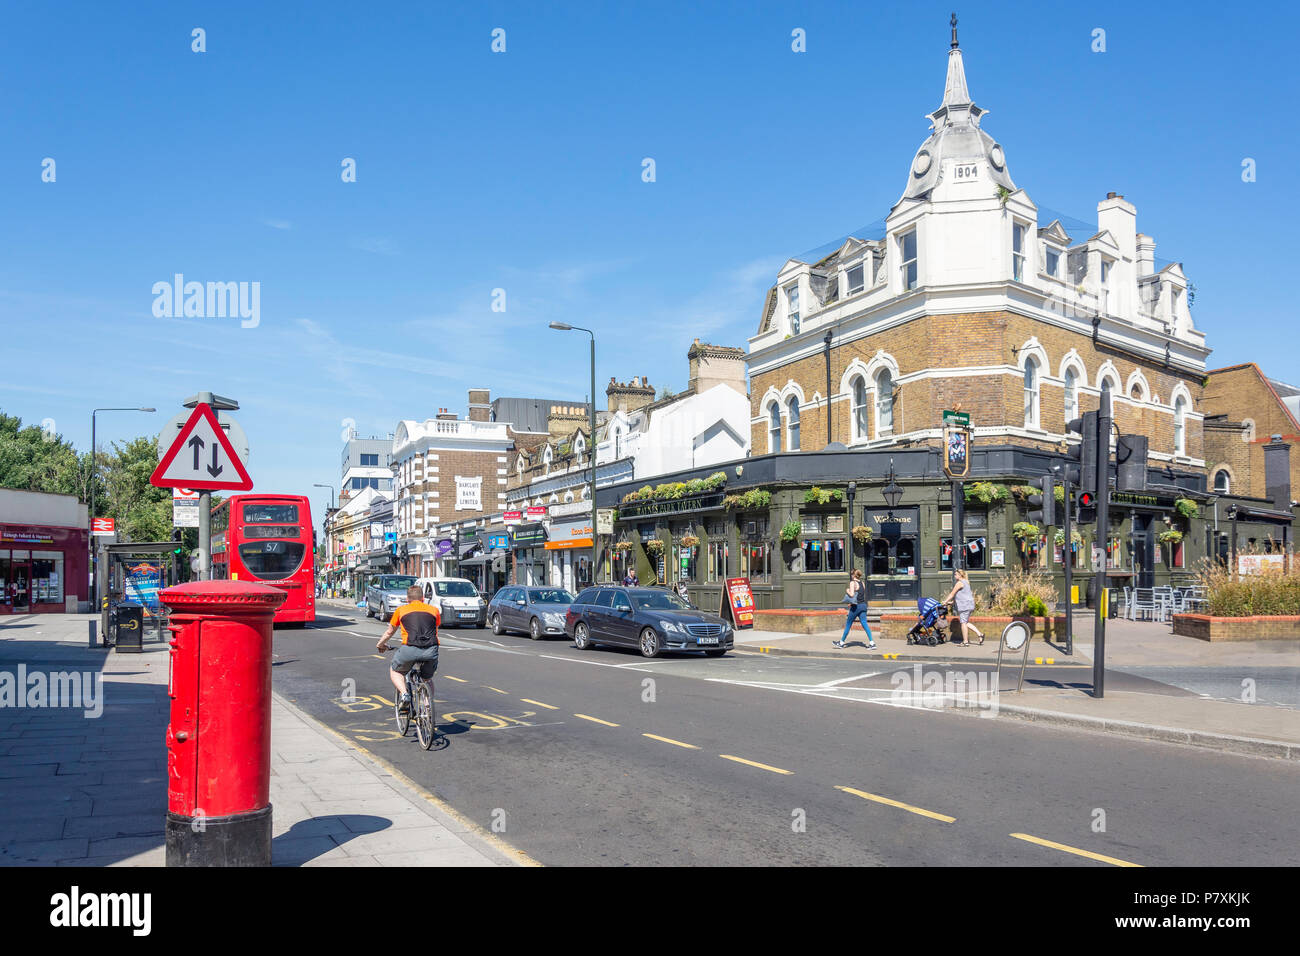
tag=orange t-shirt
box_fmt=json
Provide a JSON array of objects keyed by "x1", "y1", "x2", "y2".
[{"x1": 389, "y1": 601, "x2": 441, "y2": 647}]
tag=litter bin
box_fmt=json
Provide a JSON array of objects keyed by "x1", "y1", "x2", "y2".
[{"x1": 115, "y1": 603, "x2": 144, "y2": 653}]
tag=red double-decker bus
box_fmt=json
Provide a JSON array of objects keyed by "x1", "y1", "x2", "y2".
[{"x1": 210, "y1": 494, "x2": 316, "y2": 625}]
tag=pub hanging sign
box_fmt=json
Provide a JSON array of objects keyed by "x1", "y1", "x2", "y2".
[{"x1": 943, "y1": 425, "x2": 971, "y2": 479}]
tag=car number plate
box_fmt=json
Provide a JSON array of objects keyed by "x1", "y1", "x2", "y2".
[{"x1": 697, "y1": 636, "x2": 719, "y2": 645}]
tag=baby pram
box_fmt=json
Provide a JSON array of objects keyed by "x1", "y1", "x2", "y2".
[{"x1": 905, "y1": 597, "x2": 950, "y2": 646}]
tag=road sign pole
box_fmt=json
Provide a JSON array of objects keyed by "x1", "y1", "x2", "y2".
[
  {"x1": 1063, "y1": 476, "x2": 1073, "y2": 656},
  {"x1": 198, "y1": 491, "x2": 211, "y2": 581}
]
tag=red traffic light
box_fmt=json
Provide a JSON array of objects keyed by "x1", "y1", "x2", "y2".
[{"x1": 1078, "y1": 491, "x2": 1095, "y2": 507}]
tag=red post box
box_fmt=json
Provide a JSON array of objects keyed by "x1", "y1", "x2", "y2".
[{"x1": 161, "y1": 580, "x2": 287, "y2": 866}]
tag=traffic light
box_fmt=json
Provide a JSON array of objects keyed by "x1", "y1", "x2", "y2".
[
  {"x1": 1076, "y1": 490, "x2": 1097, "y2": 524},
  {"x1": 1027, "y1": 474, "x2": 1055, "y2": 527},
  {"x1": 1116, "y1": 434, "x2": 1148, "y2": 492},
  {"x1": 171, "y1": 529, "x2": 184, "y2": 581},
  {"x1": 1065, "y1": 411, "x2": 1099, "y2": 495}
]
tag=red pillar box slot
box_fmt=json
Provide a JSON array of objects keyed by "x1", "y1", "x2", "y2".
[{"x1": 161, "y1": 580, "x2": 287, "y2": 866}]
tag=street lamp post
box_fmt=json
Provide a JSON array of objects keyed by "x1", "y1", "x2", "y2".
[
  {"x1": 549, "y1": 321, "x2": 598, "y2": 587},
  {"x1": 846, "y1": 481, "x2": 857, "y2": 575},
  {"x1": 313, "y1": 485, "x2": 335, "y2": 596},
  {"x1": 89, "y1": 406, "x2": 155, "y2": 608}
]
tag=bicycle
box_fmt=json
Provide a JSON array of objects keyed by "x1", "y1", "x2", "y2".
[{"x1": 381, "y1": 647, "x2": 438, "y2": 750}]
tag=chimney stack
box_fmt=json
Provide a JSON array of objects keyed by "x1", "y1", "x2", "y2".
[{"x1": 1265, "y1": 436, "x2": 1291, "y2": 510}]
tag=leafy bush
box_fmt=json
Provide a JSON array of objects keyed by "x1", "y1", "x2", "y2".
[
  {"x1": 1174, "y1": 498, "x2": 1199, "y2": 520},
  {"x1": 704, "y1": 471, "x2": 727, "y2": 490},
  {"x1": 1157, "y1": 529, "x2": 1183, "y2": 545},
  {"x1": 1012, "y1": 521, "x2": 1040, "y2": 541},
  {"x1": 1053, "y1": 484, "x2": 1066, "y2": 505},
  {"x1": 1197, "y1": 562, "x2": 1300, "y2": 617},
  {"x1": 724, "y1": 488, "x2": 771, "y2": 510},
  {"x1": 804, "y1": 486, "x2": 843, "y2": 505},
  {"x1": 685, "y1": 478, "x2": 706, "y2": 495},
  {"x1": 986, "y1": 568, "x2": 1059, "y2": 617},
  {"x1": 779, "y1": 520, "x2": 802, "y2": 542},
  {"x1": 966, "y1": 481, "x2": 1009, "y2": 505}
]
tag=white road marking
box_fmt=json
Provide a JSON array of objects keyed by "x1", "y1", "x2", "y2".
[
  {"x1": 538, "y1": 654, "x2": 650, "y2": 671},
  {"x1": 811, "y1": 671, "x2": 884, "y2": 689}
]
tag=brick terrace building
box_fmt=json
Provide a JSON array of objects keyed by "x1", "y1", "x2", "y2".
[
  {"x1": 591, "y1": 23, "x2": 1274, "y2": 612},
  {"x1": 391, "y1": 388, "x2": 512, "y2": 575}
]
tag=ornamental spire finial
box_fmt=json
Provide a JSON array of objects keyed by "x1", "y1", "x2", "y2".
[{"x1": 951, "y1": 12, "x2": 959, "y2": 49}]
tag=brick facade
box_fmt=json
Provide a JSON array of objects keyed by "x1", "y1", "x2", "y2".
[
  {"x1": 1202, "y1": 364, "x2": 1300, "y2": 500},
  {"x1": 751, "y1": 310, "x2": 1205, "y2": 466}
]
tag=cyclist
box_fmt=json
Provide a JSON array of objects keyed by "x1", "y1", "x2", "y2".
[{"x1": 376, "y1": 585, "x2": 440, "y2": 714}]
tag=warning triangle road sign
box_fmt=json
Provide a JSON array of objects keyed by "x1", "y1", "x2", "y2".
[{"x1": 150, "y1": 403, "x2": 253, "y2": 491}]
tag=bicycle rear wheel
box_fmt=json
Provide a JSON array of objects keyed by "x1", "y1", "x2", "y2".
[
  {"x1": 395, "y1": 677, "x2": 411, "y2": 736},
  {"x1": 416, "y1": 681, "x2": 435, "y2": 750}
]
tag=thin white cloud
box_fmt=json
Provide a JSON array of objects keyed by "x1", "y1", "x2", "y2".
[
  {"x1": 261, "y1": 218, "x2": 292, "y2": 230},
  {"x1": 351, "y1": 236, "x2": 400, "y2": 256}
]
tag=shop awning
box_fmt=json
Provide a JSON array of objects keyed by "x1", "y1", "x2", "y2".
[{"x1": 461, "y1": 552, "x2": 506, "y2": 572}]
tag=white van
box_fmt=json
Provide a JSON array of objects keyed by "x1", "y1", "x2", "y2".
[{"x1": 414, "y1": 576, "x2": 487, "y2": 628}]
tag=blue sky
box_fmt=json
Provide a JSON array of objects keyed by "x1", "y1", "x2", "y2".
[{"x1": 2, "y1": 0, "x2": 1295, "y2": 522}]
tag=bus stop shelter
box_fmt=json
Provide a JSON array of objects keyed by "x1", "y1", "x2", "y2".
[{"x1": 99, "y1": 541, "x2": 180, "y2": 648}]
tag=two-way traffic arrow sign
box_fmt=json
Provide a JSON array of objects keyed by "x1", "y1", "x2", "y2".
[{"x1": 150, "y1": 403, "x2": 253, "y2": 491}]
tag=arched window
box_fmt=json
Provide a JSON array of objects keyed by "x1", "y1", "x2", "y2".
[
  {"x1": 1023, "y1": 357, "x2": 1040, "y2": 428},
  {"x1": 1213, "y1": 469, "x2": 1230, "y2": 493},
  {"x1": 768, "y1": 402, "x2": 782, "y2": 453},
  {"x1": 851, "y1": 377, "x2": 869, "y2": 441},
  {"x1": 1174, "y1": 396, "x2": 1187, "y2": 456},
  {"x1": 787, "y1": 397, "x2": 801, "y2": 451},
  {"x1": 875, "y1": 369, "x2": 894, "y2": 435},
  {"x1": 1063, "y1": 367, "x2": 1079, "y2": 423}
]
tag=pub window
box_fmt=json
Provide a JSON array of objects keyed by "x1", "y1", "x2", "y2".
[
  {"x1": 677, "y1": 543, "x2": 698, "y2": 583},
  {"x1": 787, "y1": 285, "x2": 800, "y2": 334},
  {"x1": 741, "y1": 542, "x2": 772, "y2": 583},
  {"x1": 708, "y1": 541, "x2": 728, "y2": 582},
  {"x1": 824, "y1": 538, "x2": 846, "y2": 572},
  {"x1": 787, "y1": 398, "x2": 801, "y2": 451},
  {"x1": 800, "y1": 516, "x2": 821, "y2": 534},
  {"x1": 801, "y1": 538, "x2": 822, "y2": 572},
  {"x1": 851, "y1": 376, "x2": 869, "y2": 441},
  {"x1": 875, "y1": 368, "x2": 894, "y2": 435},
  {"x1": 768, "y1": 402, "x2": 782, "y2": 454},
  {"x1": 1107, "y1": 536, "x2": 1123, "y2": 571},
  {"x1": 940, "y1": 537, "x2": 986, "y2": 571}
]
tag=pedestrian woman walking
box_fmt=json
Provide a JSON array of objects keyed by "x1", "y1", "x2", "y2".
[
  {"x1": 835, "y1": 569, "x2": 875, "y2": 649},
  {"x1": 942, "y1": 568, "x2": 984, "y2": 645}
]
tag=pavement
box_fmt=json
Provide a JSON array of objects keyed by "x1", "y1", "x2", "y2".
[
  {"x1": 0, "y1": 612, "x2": 523, "y2": 867},
  {"x1": 736, "y1": 611, "x2": 1300, "y2": 761}
]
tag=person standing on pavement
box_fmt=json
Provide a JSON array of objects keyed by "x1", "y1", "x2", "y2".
[
  {"x1": 623, "y1": 567, "x2": 639, "y2": 587},
  {"x1": 942, "y1": 568, "x2": 984, "y2": 645},
  {"x1": 835, "y1": 568, "x2": 875, "y2": 649}
]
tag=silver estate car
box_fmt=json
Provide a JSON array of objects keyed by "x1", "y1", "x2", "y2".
[
  {"x1": 364, "y1": 574, "x2": 418, "y2": 620},
  {"x1": 487, "y1": 586, "x2": 576, "y2": 640}
]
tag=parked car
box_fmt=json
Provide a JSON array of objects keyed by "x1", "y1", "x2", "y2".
[
  {"x1": 488, "y1": 586, "x2": 576, "y2": 640},
  {"x1": 564, "y1": 585, "x2": 733, "y2": 658},
  {"x1": 365, "y1": 574, "x2": 419, "y2": 620},
  {"x1": 415, "y1": 576, "x2": 487, "y2": 628}
]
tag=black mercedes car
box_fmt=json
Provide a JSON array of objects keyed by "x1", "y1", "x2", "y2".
[{"x1": 564, "y1": 586, "x2": 733, "y2": 658}]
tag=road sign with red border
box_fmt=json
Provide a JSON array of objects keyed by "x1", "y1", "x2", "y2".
[{"x1": 150, "y1": 403, "x2": 253, "y2": 491}]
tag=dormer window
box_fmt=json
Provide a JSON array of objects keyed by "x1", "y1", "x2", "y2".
[
  {"x1": 900, "y1": 231, "x2": 918, "y2": 290},
  {"x1": 785, "y1": 285, "x2": 801, "y2": 335},
  {"x1": 846, "y1": 264, "x2": 865, "y2": 295},
  {"x1": 1043, "y1": 245, "x2": 1061, "y2": 278},
  {"x1": 1012, "y1": 223, "x2": 1027, "y2": 281}
]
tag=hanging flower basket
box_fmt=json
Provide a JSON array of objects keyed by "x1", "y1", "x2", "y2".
[
  {"x1": 851, "y1": 525, "x2": 873, "y2": 544},
  {"x1": 645, "y1": 540, "x2": 664, "y2": 556},
  {"x1": 1157, "y1": 529, "x2": 1184, "y2": 545},
  {"x1": 779, "y1": 520, "x2": 802, "y2": 543},
  {"x1": 679, "y1": 534, "x2": 700, "y2": 548},
  {"x1": 612, "y1": 540, "x2": 634, "y2": 553},
  {"x1": 1054, "y1": 529, "x2": 1083, "y2": 547}
]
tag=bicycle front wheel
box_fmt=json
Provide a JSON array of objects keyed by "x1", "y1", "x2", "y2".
[{"x1": 416, "y1": 681, "x2": 435, "y2": 750}]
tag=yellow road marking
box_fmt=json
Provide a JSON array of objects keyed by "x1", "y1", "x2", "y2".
[
  {"x1": 836, "y1": 786, "x2": 955, "y2": 823},
  {"x1": 574, "y1": 713, "x2": 620, "y2": 727},
  {"x1": 1010, "y1": 833, "x2": 1143, "y2": 867},
  {"x1": 485, "y1": 686, "x2": 508, "y2": 694},
  {"x1": 720, "y1": 754, "x2": 793, "y2": 775},
  {"x1": 372, "y1": 693, "x2": 394, "y2": 706},
  {"x1": 521, "y1": 698, "x2": 558, "y2": 710},
  {"x1": 643, "y1": 733, "x2": 699, "y2": 750},
  {"x1": 443, "y1": 675, "x2": 467, "y2": 683}
]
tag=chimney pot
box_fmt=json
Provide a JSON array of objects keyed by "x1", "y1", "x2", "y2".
[{"x1": 1106, "y1": 191, "x2": 1117, "y2": 199}]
